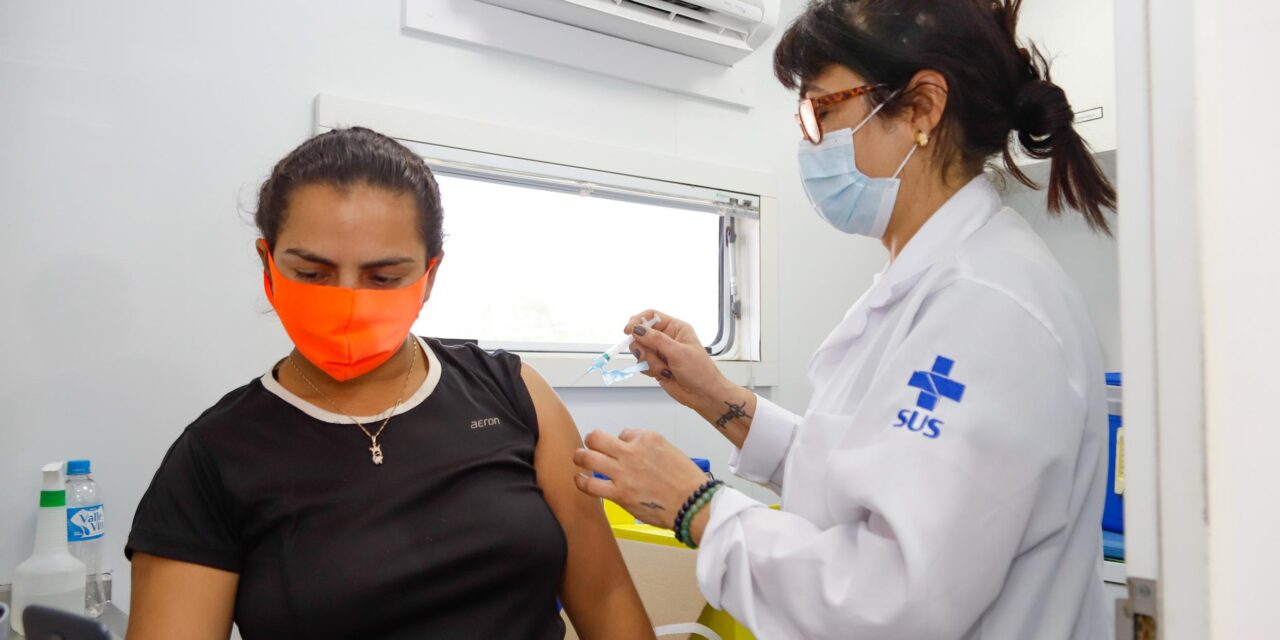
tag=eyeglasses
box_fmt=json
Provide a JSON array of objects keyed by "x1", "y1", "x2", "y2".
[{"x1": 796, "y1": 84, "x2": 887, "y2": 144}]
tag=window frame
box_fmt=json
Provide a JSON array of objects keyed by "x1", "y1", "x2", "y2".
[
  {"x1": 313, "y1": 94, "x2": 779, "y2": 388},
  {"x1": 401, "y1": 139, "x2": 748, "y2": 358}
]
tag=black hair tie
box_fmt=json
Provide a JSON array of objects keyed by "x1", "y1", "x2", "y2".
[{"x1": 1013, "y1": 79, "x2": 1073, "y2": 148}]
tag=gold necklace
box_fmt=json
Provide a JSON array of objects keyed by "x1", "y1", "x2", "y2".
[{"x1": 287, "y1": 338, "x2": 420, "y2": 466}]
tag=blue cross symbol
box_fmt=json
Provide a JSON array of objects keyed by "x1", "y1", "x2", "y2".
[{"x1": 908, "y1": 356, "x2": 966, "y2": 411}]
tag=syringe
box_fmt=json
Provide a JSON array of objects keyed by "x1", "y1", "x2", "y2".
[{"x1": 575, "y1": 314, "x2": 663, "y2": 384}]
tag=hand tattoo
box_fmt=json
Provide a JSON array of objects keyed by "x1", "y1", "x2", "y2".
[
  {"x1": 714, "y1": 400, "x2": 752, "y2": 431},
  {"x1": 640, "y1": 501, "x2": 666, "y2": 511}
]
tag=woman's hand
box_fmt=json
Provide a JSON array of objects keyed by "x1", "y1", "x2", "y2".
[
  {"x1": 624, "y1": 311, "x2": 725, "y2": 407},
  {"x1": 573, "y1": 429, "x2": 709, "y2": 530},
  {"x1": 625, "y1": 310, "x2": 757, "y2": 446}
]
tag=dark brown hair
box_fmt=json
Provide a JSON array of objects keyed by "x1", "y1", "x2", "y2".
[
  {"x1": 255, "y1": 127, "x2": 445, "y2": 257},
  {"x1": 775, "y1": 0, "x2": 1116, "y2": 234}
]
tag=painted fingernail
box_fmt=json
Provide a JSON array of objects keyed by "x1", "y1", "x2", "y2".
[
  {"x1": 633, "y1": 325, "x2": 648, "y2": 336},
  {"x1": 632, "y1": 349, "x2": 642, "y2": 359},
  {"x1": 661, "y1": 369, "x2": 673, "y2": 379}
]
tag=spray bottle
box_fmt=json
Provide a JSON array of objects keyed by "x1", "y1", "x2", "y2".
[{"x1": 10, "y1": 461, "x2": 87, "y2": 635}]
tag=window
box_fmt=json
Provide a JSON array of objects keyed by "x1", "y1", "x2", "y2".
[{"x1": 404, "y1": 141, "x2": 757, "y2": 355}]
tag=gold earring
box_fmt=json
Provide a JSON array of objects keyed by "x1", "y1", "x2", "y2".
[{"x1": 915, "y1": 131, "x2": 930, "y2": 147}]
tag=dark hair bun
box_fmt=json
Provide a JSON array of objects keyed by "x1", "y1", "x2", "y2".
[{"x1": 1013, "y1": 79, "x2": 1074, "y2": 156}]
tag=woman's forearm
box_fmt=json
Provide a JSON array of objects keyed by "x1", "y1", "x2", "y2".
[{"x1": 690, "y1": 385, "x2": 757, "y2": 449}]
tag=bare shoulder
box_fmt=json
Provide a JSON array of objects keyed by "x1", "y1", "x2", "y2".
[{"x1": 520, "y1": 363, "x2": 582, "y2": 448}]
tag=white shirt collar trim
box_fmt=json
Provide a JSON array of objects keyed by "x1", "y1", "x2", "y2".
[
  {"x1": 881, "y1": 173, "x2": 1001, "y2": 289},
  {"x1": 260, "y1": 335, "x2": 443, "y2": 425}
]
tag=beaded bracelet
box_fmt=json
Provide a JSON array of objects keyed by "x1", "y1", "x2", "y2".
[
  {"x1": 673, "y1": 480, "x2": 724, "y2": 548},
  {"x1": 678, "y1": 484, "x2": 723, "y2": 549},
  {"x1": 673, "y1": 479, "x2": 722, "y2": 540}
]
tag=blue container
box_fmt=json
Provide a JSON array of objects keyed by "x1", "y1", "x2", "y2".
[
  {"x1": 1102, "y1": 373, "x2": 1124, "y2": 534},
  {"x1": 691, "y1": 457, "x2": 713, "y2": 480},
  {"x1": 1103, "y1": 529, "x2": 1125, "y2": 561},
  {"x1": 596, "y1": 457, "x2": 713, "y2": 481}
]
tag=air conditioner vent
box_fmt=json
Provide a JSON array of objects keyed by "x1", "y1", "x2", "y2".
[{"x1": 475, "y1": 0, "x2": 780, "y2": 66}]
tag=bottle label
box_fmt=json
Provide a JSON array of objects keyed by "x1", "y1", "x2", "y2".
[{"x1": 68, "y1": 504, "x2": 105, "y2": 541}]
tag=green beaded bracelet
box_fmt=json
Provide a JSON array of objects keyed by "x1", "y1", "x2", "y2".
[
  {"x1": 678, "y1": 484, "x2": 723, "y2": 549},
  {"x1": 673, "y1": 479, "x2": 723, "y2": 545},
  {"x1": 678, "y1": 498, "x2": 705, "y2": 544},
  {"x1": 680, "y1": 493, "x2": 714, "y2": 546}
]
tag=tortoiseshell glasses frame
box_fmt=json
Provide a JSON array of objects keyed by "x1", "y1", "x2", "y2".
[{"x1": 796, "y1": 83, "x2": 888, "y2": 144}]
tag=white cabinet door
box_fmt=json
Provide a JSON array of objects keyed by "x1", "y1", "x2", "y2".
[{"x1": 1016, "y1": 0, "x2": 1116, "y2": 154}]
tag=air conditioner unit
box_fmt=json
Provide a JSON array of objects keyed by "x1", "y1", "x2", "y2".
[{"x1": 474, "y1": 0, "x2": 780, "y2": 67}]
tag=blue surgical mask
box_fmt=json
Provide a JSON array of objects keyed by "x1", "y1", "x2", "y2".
[{"x1": 797, "y1": 99, "x2": 918, "y2": 238}]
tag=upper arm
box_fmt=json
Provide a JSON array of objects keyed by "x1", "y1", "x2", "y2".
[
  {"x1": 521, "y1": 364, "x2": 594, "y2": 519},
  {"x1": 125, "y1": 431, "x2": 245, "y2": 639},
  {"x1": 126, "y1": 552, "x2": 238, "y2": 640},
  {"x1": 827, "y1": 281, "x2": 1084, "y2": 626},
  {"x1": 832, "y1": 280, "x2": 1084, "y2": 560},
  {"x1": 521, "y1": 364, "x2": 654, "y2": 640}
]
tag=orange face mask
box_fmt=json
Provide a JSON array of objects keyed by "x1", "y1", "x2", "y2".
[{"x1": 264, "y1": 251, "x2": 433, "y2": 382}]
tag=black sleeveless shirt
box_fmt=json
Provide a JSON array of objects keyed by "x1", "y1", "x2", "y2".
[{"x1": 126, "y1": 338, "x2": 568, "y2": 639}]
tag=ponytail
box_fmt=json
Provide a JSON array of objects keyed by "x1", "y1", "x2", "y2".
[
  {"x1": 775, "y1": 0, "x2": 1117, "y2": 236},
  {"x1": 1003, "y1": 44, "x2": 1117, "y2": 234}
]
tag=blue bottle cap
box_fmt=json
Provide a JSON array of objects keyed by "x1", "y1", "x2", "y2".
[
  {"x1": 1105, "y1": 372, "x2": 1122, "y2": 387},
  {"x1": 691, "y1": 458, "x2": 711, "y2": 473},
  {"x1": 66, "y1": 459, "x2": 91, "y2": 475}
]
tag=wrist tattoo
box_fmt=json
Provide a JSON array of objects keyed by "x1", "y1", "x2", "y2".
[
  {"x1": 640, "y1": 501, "x2": 666, "y2": 511},
  {"x1": 714, "y1": 400, "x2": 752, "y2": 431}
]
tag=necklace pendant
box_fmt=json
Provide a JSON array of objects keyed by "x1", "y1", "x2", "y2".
[{"x1": 370, "y1": 442, "x2": 384, "y2": 465}]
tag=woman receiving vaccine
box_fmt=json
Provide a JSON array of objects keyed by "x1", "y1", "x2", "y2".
[{"x1": 125, "y1": 128, "x2": 654, "y2": 640}]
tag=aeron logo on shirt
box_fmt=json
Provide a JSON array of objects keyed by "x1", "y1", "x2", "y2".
[
  {"x1": 470, "y1": 417, "x2": 502, "y2": 430},
  {"x1": 893, "y1": 356, "x2": 966, "y2": 439}
]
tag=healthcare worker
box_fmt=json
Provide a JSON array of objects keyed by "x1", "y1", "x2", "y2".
[{"x1": 573, "y1": 1, "x2": 1116, "y2": 638}]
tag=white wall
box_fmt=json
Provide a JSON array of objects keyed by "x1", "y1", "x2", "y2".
[
  {"x1": 0, "y1": 0, "x2": 1125, "y2": 619},
  {"x1": 0, "y1": 0, "x2": 891, "y2": 611},
  {"x1": 1196, "y1": 0, "x2": 1280, "y2": 637}
]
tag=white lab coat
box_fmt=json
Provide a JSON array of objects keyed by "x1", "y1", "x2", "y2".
[{"x1": 697, "y1": 176, "x2": 1110, "y2": 640}]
